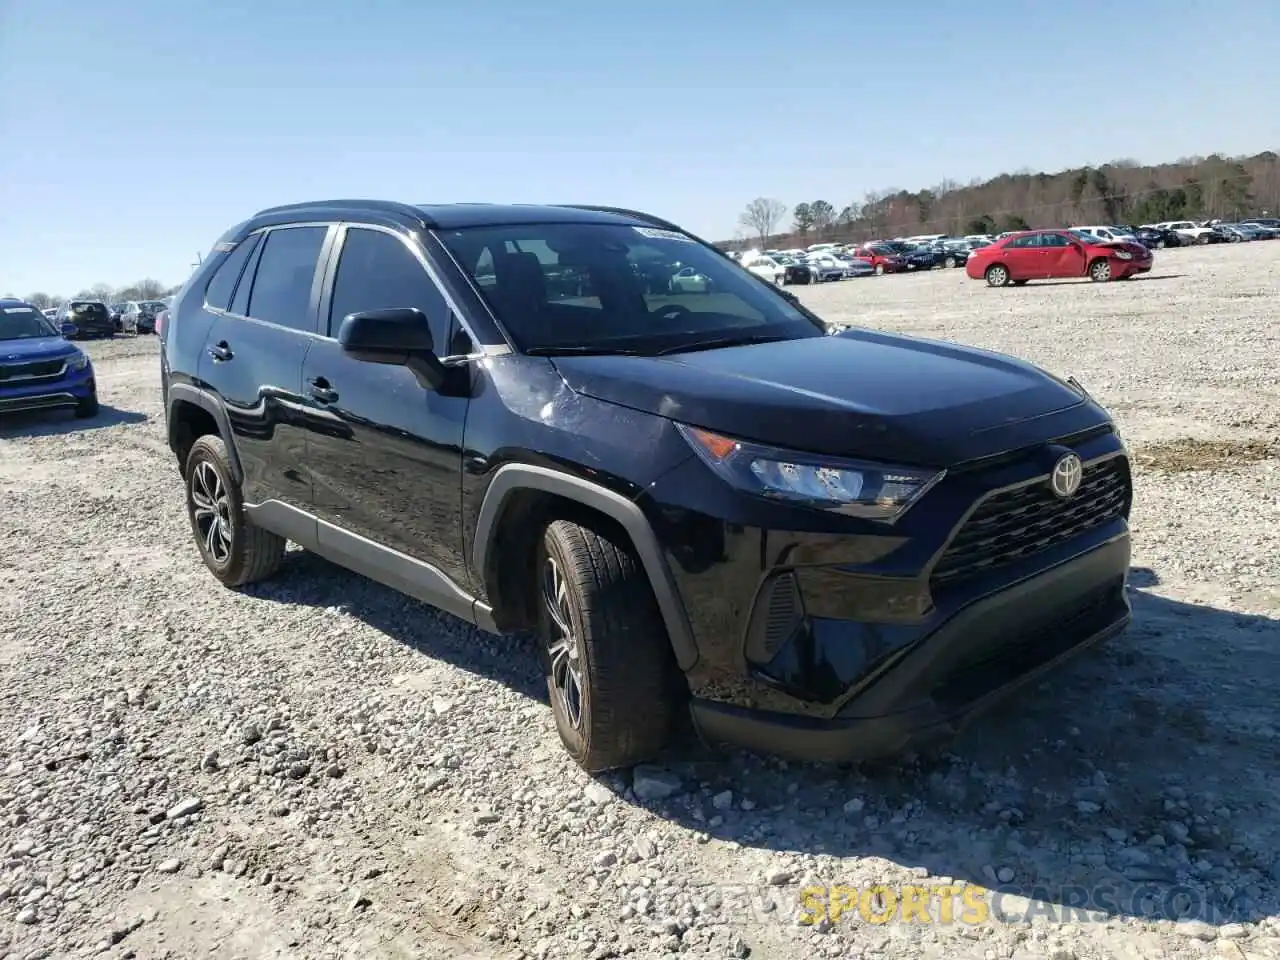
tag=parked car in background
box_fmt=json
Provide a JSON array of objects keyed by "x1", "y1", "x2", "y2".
[
  {"x1": 669, "y1": 266, "x2": 716, "y2": 294},
  {"x1": 1154, "y1": 220, "x2": 1224, "y2": 245},
  {"x1": 742, "y1": 256, "x2": 786, "y2": 284},
  {"x1": 56, "y1": 299, "x2": 115, "y2": 339},
  {"x1": 831, "y1": 253, "x2": 875, "y2": 278},
  {"x1": 1073, "y1": 225, "x2": 1138, "y2": 244},
  {"x1": 1240, "y1": 221, "x2": 1280, "y2": 239},
  {"x1": 1241, "y1": 217, "x2": 1280, "y2": 231},
  {"x1": 108, "y1": 302, "x2": 125, "y2": 330},
  {"x1": 0, "y1": 298, "x2": 98, "y2": 418},
  {"x1": 41, "y1": 307, "x2": 59, "y2": 322},
  {"x1": 1217, "y1": 223, "x2": 1266, "y2": 242},
  {"x1": 850, "y1": 243, "x2": 907, "y2": 275},
  {"x1": 121, "y1": 299, "x2": 166, "y2": 333},
  {"x1": 1124, "y1": 225, "x2": 1181, "y2": 249},
  {"x1": 966, "y1": 229, "x2": 1153, "y2": 286}
]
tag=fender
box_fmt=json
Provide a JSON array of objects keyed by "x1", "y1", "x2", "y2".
[
  {"x1": 166, "y1": 382, "x2": 244, "y2": 484},
  {"x1": 472, "y1": 463, "x2": 699, "y2": 671}
]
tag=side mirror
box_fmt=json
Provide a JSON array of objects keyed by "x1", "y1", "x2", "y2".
[
  {"x1": 338, "y1": 307, "x2": 434, "y2": 361},
  {"x1": 337, "y1": 307, "x2": 449, "y2": 391}
]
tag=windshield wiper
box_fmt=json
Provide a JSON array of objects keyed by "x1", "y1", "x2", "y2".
[
  {"x1": 524, "y1": 345, "x2": 648, "y2": 356},
  {"x1": 655, "y1": 334, "x2": 792, "y2": 355}
]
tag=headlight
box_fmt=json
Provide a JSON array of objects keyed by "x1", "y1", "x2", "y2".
[
  {"x1": 675, "y1": 423, "x2": 944, "y2": 522},
  {"x1": 1114, "y1": 251, "x2": 1133, "y2": 260},
  {"x1": 67, "y1": 352, "x2": 89, "y2": 371}
]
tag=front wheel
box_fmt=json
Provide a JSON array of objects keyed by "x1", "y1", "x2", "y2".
[
  {"x1": 74, "y1": 392, "x2": 99, "y2": 418},
  {"x1": 1088, "y1": 258, "x2": 1113, "y2": 282},
  {"x1": 944, "y1": 256, "x2": 957, "y2": 269},
  {"x1": 184, "y1": 434, "x2": 286, "y2": 587},
  {"x1": 985, "y1": 264, "x2": 1010, "y2": 287},
  {"x1": 874, "y1": 264, "x2": 885, "y2": 276},
  {"x1": 537, "y1": 519, "x2": 687, "y2": 773}
]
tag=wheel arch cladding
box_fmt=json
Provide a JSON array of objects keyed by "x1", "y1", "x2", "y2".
[
  {"x1": 473, "y1": 463, "x2": 700, "y2": 671},
  {"x1": 166, "y1": 384, "x2": 243, "y2": 483}
]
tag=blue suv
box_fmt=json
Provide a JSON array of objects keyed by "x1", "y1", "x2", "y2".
[{"x1": 0, "y1": 298, "x2": 99, "y2": 418}]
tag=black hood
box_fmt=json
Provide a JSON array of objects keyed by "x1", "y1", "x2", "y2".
[{"x1": 551, "y1": 329, "x2": 1107, "y2": 467}]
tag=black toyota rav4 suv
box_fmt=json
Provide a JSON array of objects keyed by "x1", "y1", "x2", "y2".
[{"x1": 161, "y1": 200, "x2": 1133, "y2": 772}]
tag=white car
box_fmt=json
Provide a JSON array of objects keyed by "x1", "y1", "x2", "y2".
[
  {"x1": 743, "y1": 256, "x2": 785, "y2": 284},
  {"x1": 1074, "y1": 225, "x2": 1138, "y2": 243},
  {"x1": 668, "y1": 266, "x2": 714, "y2": 294},
  {"x1": 1156, "y1": 220, "x2": 1220, "y2": 244}
]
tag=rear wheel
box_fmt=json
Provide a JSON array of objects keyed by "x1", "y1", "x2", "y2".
[
  {"x1": 985, "y1": 264, "x2": 1010, "y2": 287},
  {"x1": 1088, "y1": 258, "x2": 1112, "y2": 282},
  {"x1": 874, "y1": 264, "x2": 885, "y2": 276},
  {"x1": 184, "y1": 434, "x2": 286, "y2": 587},
  {"x1": 944, "y1": 256, "x2": 957, "y2": 269},
  {"x1": 537, "y1": 519, "x2": 687, "y2": 772}
]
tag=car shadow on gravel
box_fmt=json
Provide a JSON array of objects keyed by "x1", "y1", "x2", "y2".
[
  {"x1": 617, "y1": 565, "x2": 1280, "y2": 929},
  {"x1": 1015, "y1": 274, "x2": 1187, "y2": 287},
  {"x1": 0, "y1": 405, "x2": 148, "y2": 438},
  {"x1": 241, "y1": 548, "x2": 548, "y2": 703}
]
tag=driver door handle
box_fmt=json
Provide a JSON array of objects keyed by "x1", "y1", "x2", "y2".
[
  {"x1": 307, "y1": 377, "x2": 338, "y2": 404},
  {"x1": 208, "y1": 341, "x2": 232, "y2": 362}
]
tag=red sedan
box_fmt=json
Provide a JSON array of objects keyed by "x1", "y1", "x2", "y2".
[
  {"x1": 850, "y1": 244, "x2": 908, "y2": 275},
  {"x1": 964, "y1": 229, "x2": 1153, "y2": 286}
]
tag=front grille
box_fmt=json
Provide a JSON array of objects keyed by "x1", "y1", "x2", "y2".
[
  {"x1": 931, "y1": 456, "x2": 1129, "y2": 589},
  {"x1": 0, "y1": 359, "x2": 65, "y2": 382}
]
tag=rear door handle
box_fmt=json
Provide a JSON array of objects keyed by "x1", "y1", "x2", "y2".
[
  {"x1": 307, "y1": 377, "x2": 338, "y2": 403},
  {"x1": 208, "y1": 341, "x2": 232, "y2": 361}
]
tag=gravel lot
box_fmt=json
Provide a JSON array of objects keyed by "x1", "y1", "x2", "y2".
[{"x1": 1, "y1": 241, "x2": 1278, "y2": 960}]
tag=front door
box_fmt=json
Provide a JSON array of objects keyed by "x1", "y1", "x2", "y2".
[
  {"x1": 300, "y1": 224, "x2": 472, "y2": 590},
  {"x1": 1039, "y1": 232, "x2": 1088, "y2": 278}
]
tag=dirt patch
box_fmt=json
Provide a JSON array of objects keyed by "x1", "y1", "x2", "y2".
[{"x1": 1132, "y1": 436, "x2": 1279, "y2": 472}]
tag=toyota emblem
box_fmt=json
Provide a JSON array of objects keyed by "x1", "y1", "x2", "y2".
[{"x1": 1050, "y1": 452, "x2": 1083, "y2": 499}]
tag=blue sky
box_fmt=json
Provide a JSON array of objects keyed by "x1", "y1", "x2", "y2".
[{"x1": 2, "y1": 0, "x2": 1276, "y2": 295}]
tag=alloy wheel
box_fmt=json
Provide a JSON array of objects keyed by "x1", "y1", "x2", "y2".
[
  {"x1": 190, "y1": 461, "x2": 233, "y2": 565},
  {"x1": 542, "y1": 555, "x2": 585, "y2": 730}
]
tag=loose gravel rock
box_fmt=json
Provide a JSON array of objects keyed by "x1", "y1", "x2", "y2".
[{"x1": 0, "y1": 243, "x2": 1277, "y2": 958}]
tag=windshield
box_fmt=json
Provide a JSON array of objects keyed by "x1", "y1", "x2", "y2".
[
  {"x1": 1, "y1": 304, "x2": 57, "y2": 340},
  {"x1": 436, "y1": 222, "x2": 823, "y2": 355}
]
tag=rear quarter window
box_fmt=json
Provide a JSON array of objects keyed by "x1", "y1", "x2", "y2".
[{"x1": 204, "y1": 233, "x2": 262, "y2": 311}]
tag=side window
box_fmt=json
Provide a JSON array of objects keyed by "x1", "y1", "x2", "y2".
[
  {"x1": 1039, "y1": 233, "x2": 1069, "y2": 248},
  {"x1": 243, "y1": 226, "x2": 328, "y2": 332},
  {"x1": 203, "y1": 233, "x2": 261, "y2": 311},
  {"x1": 326, "y1": 227, "x2": 452, "y2": 347}
]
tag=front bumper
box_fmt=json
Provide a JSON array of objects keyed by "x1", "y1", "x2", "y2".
[
  {"x1": 691, "y1": 533, "x2": 1131, "y2": 763},
  {"x1": 0, "y1": 366, "x2": 95, "y2": 413}
]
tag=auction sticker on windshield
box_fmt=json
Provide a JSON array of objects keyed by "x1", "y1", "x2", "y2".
[{"x1": 634, "y1": 227, "x2": 695, "y2": 242}]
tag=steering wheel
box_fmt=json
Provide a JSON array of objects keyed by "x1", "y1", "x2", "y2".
[{"x1": 651, "y1": 302, "x2": 693, "y2": 323}]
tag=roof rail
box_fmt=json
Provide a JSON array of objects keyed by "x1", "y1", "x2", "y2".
[
  {"x1": 557, "y1": 204, "x2": 686, "y2": 232},
  {"x1": 251, "y1": 198, "x2": 434, "y2": 226}
]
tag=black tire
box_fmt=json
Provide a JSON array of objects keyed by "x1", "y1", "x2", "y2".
[
  {"x1": 74, "y1": 392, "x2": 99, "y2": 418},
  {"x1": 184, "y1": 434, "x2": 285, "y2": 587},
  {"x1": 985, "y1": 264, "x2": 1011, "y2": 287},
  {"x1": 944, "y1": 256, "x2": 957, "y2": 269},
  {"x1": 537, "y1": 518, "x2": 687, "y2": 773},
  {"x1": 1088, "y1": 258, "x2": 1112, "y2": 282},
  {"x1": 1155, "y1": 239, "x2": 1166, "y2": 249}
]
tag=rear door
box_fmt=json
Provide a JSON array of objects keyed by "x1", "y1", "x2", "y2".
[
  {"x1": 1000, "y1": 234, "x2": 1044, "y2": 279},
  {"x1": 197, "y1": 223, "x2": 334, "y2": 509},
  {"x1": 300, "y1": 223, "x2": 473, "y2": 590}
]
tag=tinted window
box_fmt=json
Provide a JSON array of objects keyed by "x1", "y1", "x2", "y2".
[
  {"x1": 204, "y1": 234, "x2": 261, "y2": 311},
  {"x1": 436, "y1": 222, "x2": 819, "y2": 355},
  {"x1": 327, "y1": 228, "x2": 450, "y2": 345},
  {"x1": 1039, "y1": 233, "x2": 1071, "y2": 247},
  {"x1": 244, "y1": 226, "x2": 327, "y2": 332}
]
